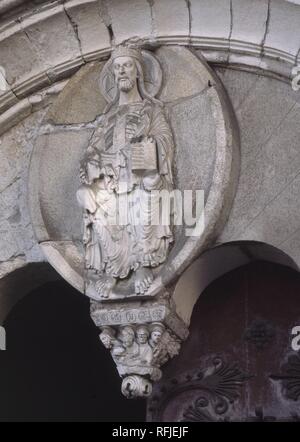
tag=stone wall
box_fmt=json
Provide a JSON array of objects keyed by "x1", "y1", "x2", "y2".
[
  {"x1": 217, "y1": 67, "x2": 300, "y2": 267},
  {"x1": 0, "y1": 0, "x2": 300, "y2": 316}
]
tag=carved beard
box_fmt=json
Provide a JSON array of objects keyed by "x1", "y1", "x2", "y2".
[{"x1": 118, "y1": 77, "x2": 135, "y2": 92}]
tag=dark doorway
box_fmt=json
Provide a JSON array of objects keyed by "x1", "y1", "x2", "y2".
[
  {"x1": 148, "y1": 261, "x2": 300, "y2": 422},
  {"x1": 0, "y1": 280, "x2": 146, "y2": 422}
]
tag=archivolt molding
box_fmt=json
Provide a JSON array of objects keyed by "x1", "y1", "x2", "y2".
[
  {"x1": 0, "y1": 79, "x2": 67, "y2": 136},
  {"x1": 0, "y1": 0, "x2": 300, "y2": 117}
]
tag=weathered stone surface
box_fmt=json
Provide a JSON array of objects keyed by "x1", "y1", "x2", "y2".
[
  {"x1": 65, "y1": 0, "x2": 111, "y2": 62},
  {"x1": 231, "y1": 0, "x2": 269, "y2": 47},
  {"x1": 216, "y1": 68, "x2": 300, "y2": 268},
  {"x1": 0, "y1": 80, "x2": 68, "y2": 136},
  {"x1": 151, "y1": 0, "x2": 189, "y2": 40},
  {"x1": 22, "y1": 4, "x2": 82, "y2": 82},
  {"x1": 213, "y1": 67, "x2": 260, "y2": 112},
  {"x1": 0, "y1": 22, "x2": 50, "y2": 94},
  {"x1": 37, "y1": 129, "x2": 93, "y2": 241},
  {"x1": 107, "y1": 0, "x2": 152, "y2": 45},
  {"x1": 264, "y1": 0, "x2": 300, "y2": 58},
  {"x1": 254, "y1": 103, "x2": 300, "y2": 205},
  {"x1": 169, "y1": 91, "x2": 216, "y2": 199},
  {"x1": 238, "y1": 172, "x2": 300, "y2": 247},
  {"x1": 190, "y1": 0, "x2": 231, "y2": 40},
  {"x1": 157, "y1": 46, "x2": 215, "y2": 102},
  {"x1": 0, "y1": 4, "x2": 84, "y2": 98},
  {"x1": 45, "y1": 61, "x2": 107, "y2": 124},
  {"x1": 234, "y1": 75, "x2": 297, "y2": 152},
  {"x1": 0, "y1": 0, "x2": 299, "y2": 107},
  {"x1": 219, "y1": 72, "x2": 300, "y2": 241},
  {"x1": 0, "y1": 109, "x2": 47, "y2": 264}
]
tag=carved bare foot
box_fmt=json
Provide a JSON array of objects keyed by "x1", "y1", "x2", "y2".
[
  {"x1": 135, "y1": 267, "x2": 153, "y2": 295},
  {"x1": 95, "y1": 276, "x2": 116, "y2": 299}
]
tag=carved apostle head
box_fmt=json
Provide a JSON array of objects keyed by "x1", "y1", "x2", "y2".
[
  {"x1": 99, "y1": 327, "x2": 116, "y2": 349},
  {"x1": 120, "y1": 326, "x2": 135, "y2": 348},
  {"x1": 150, "y1": 323, "x2": 165, "y2": 345},
  {"x1": 136, "y1": 326, "x2": 150, "y2": 345}
]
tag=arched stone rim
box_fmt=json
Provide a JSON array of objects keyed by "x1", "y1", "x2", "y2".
[
  {"x1": 1, "y1": 0, "x2": 299, "y2": 116},
  {"x1": 173, "y1": 240, "x2": 299, "y2": 326}
]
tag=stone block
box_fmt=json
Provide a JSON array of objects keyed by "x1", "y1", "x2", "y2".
[
  {"x1": 231, "y1": 0, "x2": 269, "y2": 47},
  {"x1": 152, "y1": 0, "x2": 189, "y2": 40},
  {"x1": 0, "y1": 22, "x2": 50, "y2": 95},
  {"x1": 64, "y1": 0, "x2": 111, "y2": 62},
  {"x1": 21, "y1": 4, "x2": 83, "y2": 84},
  {"x1": 264, "y1": 0, "x2": 300, "y2": 58},
  {"x1": 190, "y1": 0, "x2": 231, "y2": 40},
  {"x1": 107, "y1": 0, "x2": 152, "y2": 45}
]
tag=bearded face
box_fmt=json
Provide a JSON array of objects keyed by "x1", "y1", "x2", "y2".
[
  {"x1": 113, "y1": 56, "x2": 138, "y2": 93},
  {"x1": 118, "y1": 77, "x2": 135, "y2": 92}
]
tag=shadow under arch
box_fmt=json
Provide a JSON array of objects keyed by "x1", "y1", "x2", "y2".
[
  {"x1": 0, "y1": 264, "x2": 146, "y2": 421},
  {"x1": 0, "y1": 262, "x2": 61, "y2": 325},
  {"x1": 173, "y1": 241, "x2": 299, "y2": 326}
]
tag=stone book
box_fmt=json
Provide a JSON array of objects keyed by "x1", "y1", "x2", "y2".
[{"x1": 131, "y1": 138, "x2": 157, "y2": 172}]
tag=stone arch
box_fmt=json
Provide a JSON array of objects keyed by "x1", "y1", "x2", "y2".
[
  {"x1": 173, "y1": 241, "x2": 299, "y2": 325},
  {"x1": 1, "y1": 0, "x2": 300, "y2": 118}
]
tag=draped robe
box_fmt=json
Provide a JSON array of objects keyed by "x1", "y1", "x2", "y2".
[{"x1": 77, "y1": 98, "x2": 174, "y2": 279}]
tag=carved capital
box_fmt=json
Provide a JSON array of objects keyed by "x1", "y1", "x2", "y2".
[{"x1": 97, "y1": 309, "x2": 187, "y2": 398}]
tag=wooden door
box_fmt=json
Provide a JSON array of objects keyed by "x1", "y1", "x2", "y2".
[{"x1": 148, "y1": 261, "x2": 300, "y2": 422}]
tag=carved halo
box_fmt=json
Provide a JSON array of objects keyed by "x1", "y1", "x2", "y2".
[{"x1": 99, "y1": 49, "x2": 163, "y2": 103}]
